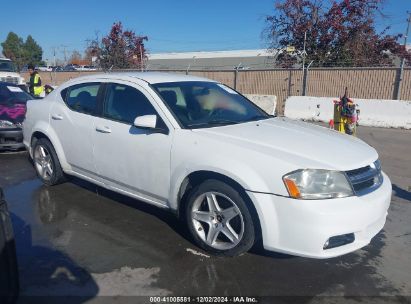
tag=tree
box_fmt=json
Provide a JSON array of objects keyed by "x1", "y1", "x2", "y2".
[
  {"x1": 265, "y1": 0, "x2": 411, "y2": 67},
  {"x1": 1, "y1": 32, "x2": 25, "y2": 70},
  {"x1": 23, "y1": 35, "x2": 43, "y2": 66},
  {"x1": 84, "y1": 43, "x2": 97, "y2": 65},
  {"x1": 89, "y1": 22, "x2": 148, "y2": 70},
  {"x1": 1, "y1": 32, "x2": 43, "y2": 70},
  {"x1": 68, "y1": 50, "x2": 86, "y2": 65},
  {"x1": 70, "y1": 50, "x2": 92, "y2": 65}
]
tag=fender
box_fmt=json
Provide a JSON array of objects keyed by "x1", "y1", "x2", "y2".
[
  {"x1": 30, "y1": 122, "x2": 71, "y2": 171},
  {"x1": 169, "y1": 162, "x2": 280, "y2": 246},
  {"x1": 169, "y1": 160, "x2": 271, "y2": 211}
]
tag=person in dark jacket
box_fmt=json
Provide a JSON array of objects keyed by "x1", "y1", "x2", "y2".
[{"x1": 27, "y1": 64, "x2": 43, "y2": 97}]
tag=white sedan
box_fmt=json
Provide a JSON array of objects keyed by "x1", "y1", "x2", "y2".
[{"x1": 23, "y1": 72, "x2": 391, "y2": 258}]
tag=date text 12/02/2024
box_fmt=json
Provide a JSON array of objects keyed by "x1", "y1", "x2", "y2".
[{"x1": 149, "y1": 296, "x2": 258, "y2": 303}]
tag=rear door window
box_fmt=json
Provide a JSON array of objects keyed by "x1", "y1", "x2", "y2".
[{"x1": 64, "y1": 82, "x2": 101, "y2": 115}]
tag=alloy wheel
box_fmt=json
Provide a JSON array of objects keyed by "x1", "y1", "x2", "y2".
[
  {"x1": 34, "y1": 145, "x2": 54, "y2": 181},
  {"x1": 191, "y1": 191, "x2": 244, "y2": 250}
]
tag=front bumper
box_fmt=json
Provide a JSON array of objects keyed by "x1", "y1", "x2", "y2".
[
  {"x1": 0, "y1": 128, "x2": 24, "y2": 151},
  {"x1": 247, "y1": 172, "x2": 392, "y2": 259}
]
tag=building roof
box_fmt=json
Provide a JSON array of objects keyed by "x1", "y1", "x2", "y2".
[
  {"x1": 148, "y1": 49, "x2": 274, "y2": 60},
  {"x1": 147, "y1": 49, "x2": 278, "y2": 70}
]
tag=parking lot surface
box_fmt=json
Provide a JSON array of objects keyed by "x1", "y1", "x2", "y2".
[{"x1": 1, "y1": 124, "x2": 410, "y2": 303}]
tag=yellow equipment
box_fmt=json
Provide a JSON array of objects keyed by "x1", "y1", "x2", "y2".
[{"x1": 333, "y1": 88, "x2": 359, "y2": 136}]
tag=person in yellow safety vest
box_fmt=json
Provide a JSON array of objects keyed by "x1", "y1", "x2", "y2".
[{"x1": 28, "y1": 64, "x2": 44, "y2": 97}]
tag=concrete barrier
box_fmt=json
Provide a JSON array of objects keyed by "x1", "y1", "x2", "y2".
[
  {"x1": 284, "y1": 96, "x2": 411, "y2": 129},
  {"x1": 245, "y1": 94, "x2": 277, "y2": 115}
]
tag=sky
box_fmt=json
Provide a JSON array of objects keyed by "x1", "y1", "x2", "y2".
[{"x1": 0, "y1": 0, "x2": 410, "y2": 62}]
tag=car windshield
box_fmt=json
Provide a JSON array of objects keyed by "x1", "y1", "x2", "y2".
[
  {"x1": 0, "y1": 84, "x2": 32, "y2": 105},
  {"x1": 0, "y1": 60, "x2": 17, "y2": 72},
  {"x1": 152, "y1": 81, "x2": 269, "y2": 129}
]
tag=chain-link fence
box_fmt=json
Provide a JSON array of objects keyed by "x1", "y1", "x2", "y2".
[{"x1": 23, "y1": 67, "x2": 411, "y2": 114}]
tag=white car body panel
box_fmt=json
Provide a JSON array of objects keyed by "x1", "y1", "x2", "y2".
[
  {"x1": 50, "y1": 99, "x2": 97, "y2": 175},
  {"x1": 92, "y1": 79, "x2": 174, "y2": 207},
  {"x1": 23, "y1": 72, "x2": 391, "y2": 258},
  {"x1": 248, "y1": 171, "x2": 391, "y2": 258}
]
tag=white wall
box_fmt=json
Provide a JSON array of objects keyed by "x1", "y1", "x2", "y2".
[
  {"x1": 285, "y1": 96, "x2": 411, "y2": 129},
  {"x1": 245, "y1": 94, "x2": 277, "y2": 115}
]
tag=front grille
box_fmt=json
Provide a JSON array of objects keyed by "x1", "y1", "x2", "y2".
[
  {"x1": 0, "y1": 77, "x2": 19, "y2": 84},
  {"x1": 346, "y1": 160, "x2": 383, "y2": 195}
]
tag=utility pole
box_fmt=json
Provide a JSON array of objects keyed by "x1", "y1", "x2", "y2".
[
  {"x1": 61, "y1": 45, "x2": 68, "y2": 65},
  {"x1": 302, "y1": 31, "x2": 307, "y2": 71},
  {"x1": 50, "y1": 46, "x2": 59, "y2": 85},
  {"x1": 234, "y1": 62, "x2": 242, "y2": 90},
  {"x1": 139, "y1": 44, "x2": 144, "y2": 72},
  {"x1": 51, "y1": 46, "x2": 59, "y2": 66},
  {"x1": 302, "y1": 31, "x2": 308, "y2": 96},
  {"x1": 186, "y1": 56, "x2": 196, "y2": 75},
  {"x1": 51, "y1": 46, "x2": 58, "y2": 67},
  {"x1": 302, "y1": 60, "x2": 313, "y2": 96},
  {"x1": 395, "y1": 12, "x2": 411, "y2": 100}
]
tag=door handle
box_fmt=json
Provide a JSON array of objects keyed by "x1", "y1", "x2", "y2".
[
  {"x1": 95, "y1": 126, "x2": 112, "y2": 134},
  {"x1": 51, "y1": 114, "x2": 63, "y2": 120}
]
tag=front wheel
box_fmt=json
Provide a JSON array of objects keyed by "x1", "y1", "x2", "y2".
[
  {"x1": 33, "y1": 138, "x2": 66, "y2": 186},
  {"x1": 185, "y1": 179, "x2": 256, "y2": 256}
]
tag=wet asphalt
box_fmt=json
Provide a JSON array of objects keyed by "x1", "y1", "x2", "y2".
[{"x1": 0, "y1": 125, "x2": 410, "y2": 304}]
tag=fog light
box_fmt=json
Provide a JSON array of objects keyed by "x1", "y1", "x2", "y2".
[{"x1": 323, "y1": 233, "x2": 355, "y2": 250}]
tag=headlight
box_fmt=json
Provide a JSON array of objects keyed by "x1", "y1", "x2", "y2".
[
  {"x1": 283, "y1": 169, "x2": 354, "y2": 199},
  {"x1": 0, "y1": 120, "x2": 17, "y2": 129}
]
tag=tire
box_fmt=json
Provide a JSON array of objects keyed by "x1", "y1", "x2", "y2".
[
  {"x1": 185, "y1": 179, "x2": 256, "y2": 256},
  {"x1": 32, "y1": 138, "x2": 66, "y2": 186}
]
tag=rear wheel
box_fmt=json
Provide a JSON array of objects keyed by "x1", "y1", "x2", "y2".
[
  {"x1": 185, "y1": 179, "x2": 256, "y2": 256},
  {"x1": 33, "y1": 138, "x2": 66, "y2": 186}
]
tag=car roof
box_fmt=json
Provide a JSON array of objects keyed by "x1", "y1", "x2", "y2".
[{"x1": 69, "y1": 71, "x2": 217, "y2": 85}]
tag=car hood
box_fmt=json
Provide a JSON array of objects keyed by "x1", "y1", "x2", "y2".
[{"x1": 194, "y1": 117, "x2": 378, "y2": 171}]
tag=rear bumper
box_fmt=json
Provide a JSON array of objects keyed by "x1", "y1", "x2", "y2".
[
  {"x1": 247, "y1": 172, "x2": 392, "y2": 259},
  {"x1": 0, "y1": 128, "x2": 24, "y2": 150}
]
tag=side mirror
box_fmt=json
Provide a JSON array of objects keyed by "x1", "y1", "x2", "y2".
[
  {"x1": 133, "y1": 115, "x2": 169, "y2": 134},
  {"x1": 133, "y1": 114, "x2": 157, "y2": 129}
]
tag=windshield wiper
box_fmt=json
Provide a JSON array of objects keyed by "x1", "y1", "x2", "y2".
[
  {"x1": 243, "y1": 115, "x2": 270, "y2": 122},
  {"x1": 187, "y1": 119, "x2": 239, "y2": 129}
]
